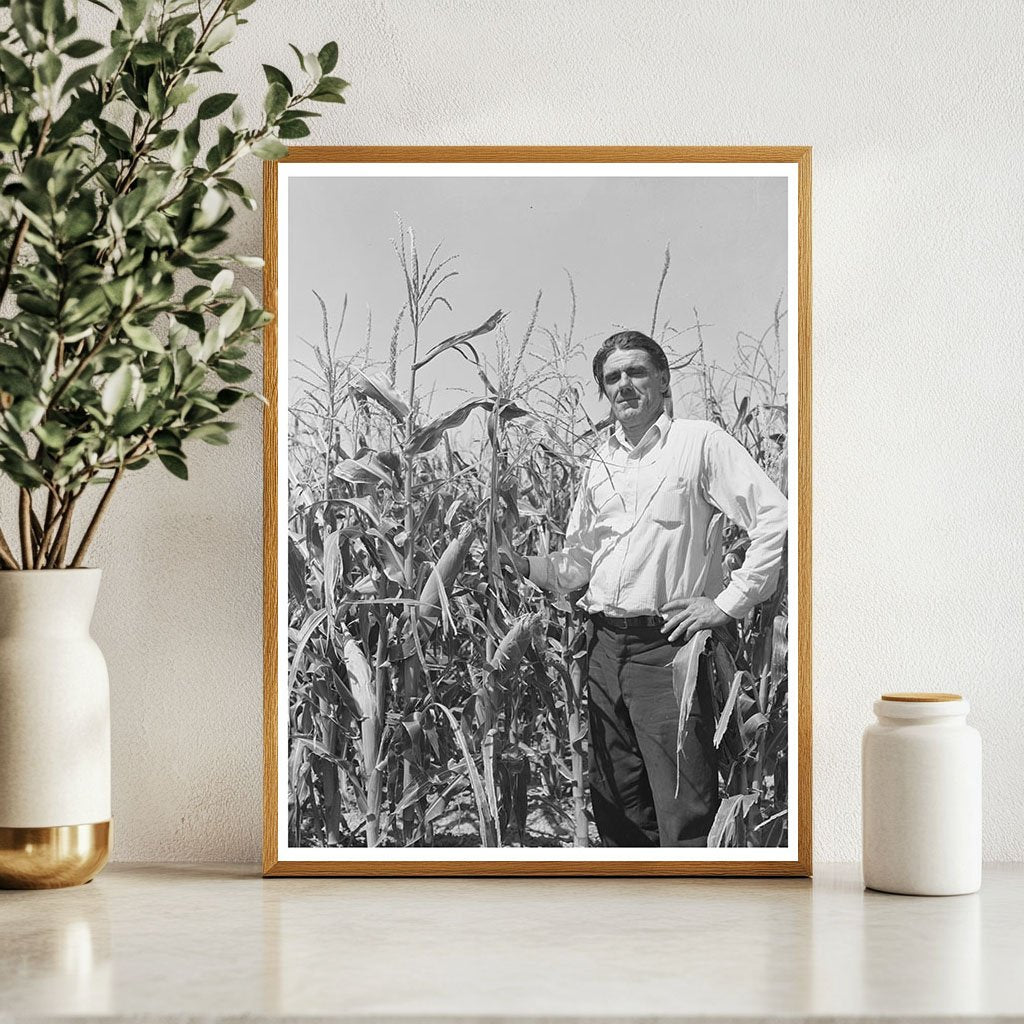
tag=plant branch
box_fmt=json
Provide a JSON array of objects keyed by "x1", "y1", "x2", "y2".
[
  {"x1": 0, "y1": 526, "x2": 19, "y2": 570},
  {"x1": 35, "y1": 486, "x2": 68, "y2": 566},
  {"x1": 44, "y1": 489, "x2": 80, "y2": 568},
  {"x1": 70, "y1": 465, "x2": 124, "y2": 568},
  {"x1": 18, "y1": 489, "x2": 34, "y2": 569}
]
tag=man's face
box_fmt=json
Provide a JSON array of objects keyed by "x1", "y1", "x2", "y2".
[{"x1": 601, "y1": 347, "x2": 668, "y2": 432}]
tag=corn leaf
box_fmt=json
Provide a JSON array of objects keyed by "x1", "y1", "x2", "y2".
[
  {"x1": 333, "y1": 457, "x2": 393, "y2": 488},
  {"x1": 408, "y1": 397, "x2": 532, "y2": 456},
  {"x1": 287, "y1": 608, "x2": 328, "y2": 690},
  {"x1": 714, "y1": 670, "x2": 747, "y2": 748},
  {"x1": 412, "y1": 309, "x2": 506, "y2": 370},
  {"x1": 349, "y1": 368, "x2": 410, "y2": 422},
  {"x1": 430, "y1": 702, "x2": 496, "y2": 847},
  {"x1": 671, "y1": 629, "x2": 711, "y2": 798}
]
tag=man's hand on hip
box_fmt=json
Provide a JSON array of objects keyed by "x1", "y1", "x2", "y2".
[{"x1": 660, "y1": 597, "x2": 732, "y2": 643}]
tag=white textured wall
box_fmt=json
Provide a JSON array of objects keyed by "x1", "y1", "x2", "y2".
[{"x1": 77, "y1": 1, "x2": 1024, "y2": 862}]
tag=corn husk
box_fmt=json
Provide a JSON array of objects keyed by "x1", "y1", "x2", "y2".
[
  {"x1": 490, "y1": 612, "x2": 542, "y2": 675},
  {"x1": 342, "y1": 633, "x2": 385, "y2": 846},
  {"x1": 418, "y1": 523, "x2": 474, "y2": 631},
  {"x1": 343, "y1": 636, "x2": 374, "y2": 718}
]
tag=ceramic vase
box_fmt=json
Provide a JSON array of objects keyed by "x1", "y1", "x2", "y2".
[
  {"x1": 0, "y1": 569, "x2": 111, "y2": 888},
  {"x1": 862, "y1": 692, "x2": 981, "y2": 896}
]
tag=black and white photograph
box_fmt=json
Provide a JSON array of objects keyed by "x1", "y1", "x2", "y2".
[{"x1": 265, "y1": 149, "x2": 810, "y2": 874}]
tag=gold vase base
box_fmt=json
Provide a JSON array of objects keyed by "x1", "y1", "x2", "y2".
[{"x1": 0, "y1": 821, "x2": 110, "y2": 889}]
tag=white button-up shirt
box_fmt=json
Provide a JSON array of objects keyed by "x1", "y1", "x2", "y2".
[{"x1": 526, "y1": 412, "x2": 788, "y2": 619}]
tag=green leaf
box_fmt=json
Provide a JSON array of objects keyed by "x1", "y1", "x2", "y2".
[
  {"x1": 96, "y1": 44, "x2": 127, "y2": 82},
  {"x1": 123, "y1": 322, "x2": 164, "y2": 353},
  {"x1": 251, "y1": 137, "x2": 287, "y2": 160},
  {"x1": 309, "y1": 88, "x2": 346, "y2": 104},
  {"x1": 2, "y1": 456, "x2": 46, "y2": 487},
  {"x1": 181, "y1": 365, "x2": 206, "y2": 392},
  {"x1": 215, "y1": 362, "x2": 251, "y2": 383},
  {"x1": 149, "y1": 128, "x2": 177, "y2": 149},
  {"x1": 210, "y1": 269, "x2": 234, "y2": 295},
  {"x1": 38, "y1": 51, "x2": 62, "y2": 86},
  {"x1": 189, "y1": 422, "x2": 230, "y2": 445},
  {"x1": 215, "y1": 388, "x2": 247, "y2": 407},
  {"x1": 63, "y1": 38, "x2": 103, "y2": 58},
  {"x1": 158, "y1": 452, "x2": 188, "y2": 479},
  {"x1": 0, "y1": 50, "x2": 33, "y2": 86},
  {"x1": 60, "y1": 62, "x2": 97, "y2": 97},
  {"x1": 34, "y1": 421, "x2": 69, "y2": 449},
  {"x1": 278, "y1": 120, "x2": 309, "y2": 140},
  {"x1": 41, "y1": 0, "x2": 66, "y2": 33},
  {"x1": 218, "y1": 296, "x2": 246, "y2": 339},
  {"x1": 132, "y1": 42, "x2": 168, "y2": 66},
  {"x1": 202, "y1": 16, "x2": 236, "y2": 53},
  {"x1": 11, "y1": 2, "x2": 44, "y2": 52},
  {"x1": 55, "y1": 13, "x2": 78, "y2": 42},
  {"x1": 112, "y1": 405, "x2": 152, "y2": 436},
  {"x1": 166, "y1": 82, "x2": 199, "y2": 107},
  {"x1": 264, "y1": 81, "x2": 288, "y2": 117},
  {"x1": 228, "y1": 254, "x2": 263, "y2": 269},
  {"x1": 198, "y1": 91, "x2": 236, "y2": 119},
  {"x1": 121, "y1": 0, "x2": 153, "y2": 33},
  {"x1": 18, "y1": 293, "x2": 58, "y2": 317},
  {"x1": 317, "y1": 41, "x2": 339, "y2": 75},
  {"x1": 9, "y1": 399, "x2": 45, "y2": 432},
  {"x1": 101, "y1": 365, "x2": 133, "y2": 415},
  {"x1": 172, "y1": 26, "x2": 196, "y2": 65},
  {"x1": 262, "y1": 64, "x2": 292, "y2": 95}
]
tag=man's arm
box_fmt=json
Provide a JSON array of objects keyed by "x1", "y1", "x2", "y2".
[
  {"x1": 505, "y1": 474, "x2": 594, "y2": 593},
  {"x1": 702, "y1": 426, "x2": 789, "y2": 619}
]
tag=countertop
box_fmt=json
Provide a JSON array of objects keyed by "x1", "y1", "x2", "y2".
[{"x1": 2, "y1": 863, "x2": 1022, "y2": 1022}]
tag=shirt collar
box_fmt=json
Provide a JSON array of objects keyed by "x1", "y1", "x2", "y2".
[{"x1": 610, "y1": 410, "x2": 673, "y2": 453}]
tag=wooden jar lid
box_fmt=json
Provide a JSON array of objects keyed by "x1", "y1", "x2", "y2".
[{"x1": 881, "y1": 692, "x2": 962, "y2": 702}]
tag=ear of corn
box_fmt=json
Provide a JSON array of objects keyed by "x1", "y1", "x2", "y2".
[
  {"x1": 417, "y1": 522, "x2": 474, "y2": 632},
  {"x1": 342, "y1": 633, "x2": 383, "y2": 845},
  {"x1": 490, "y1": 612, "x2": 542, "y2": 675}
]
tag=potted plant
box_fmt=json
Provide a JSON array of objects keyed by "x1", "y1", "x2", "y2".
[{"x1": 0, "y1": 0, "x2": 345, "y2": 887}]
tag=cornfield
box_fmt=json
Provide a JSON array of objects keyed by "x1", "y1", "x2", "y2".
[{"x1": 285, "y1": 230, "x2": 789, "y2": 849}]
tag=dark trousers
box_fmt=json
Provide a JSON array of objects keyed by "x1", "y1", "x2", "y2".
[{"x1": 587, "y1": 619, "x2": 720, "y2": 847}]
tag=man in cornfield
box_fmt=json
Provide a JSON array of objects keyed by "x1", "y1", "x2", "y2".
[{"x1": 504, "y1": 331, "x2": 788, "y2": 847}]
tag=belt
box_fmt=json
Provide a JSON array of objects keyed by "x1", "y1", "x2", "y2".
[{"x1": 592, "y1": 612, "x2": 664, "y2": 630}]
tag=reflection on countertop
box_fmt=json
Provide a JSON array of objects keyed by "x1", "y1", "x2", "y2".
[{"x1": 2, "y1": 863, "x2": 1021, "y2": 1020}]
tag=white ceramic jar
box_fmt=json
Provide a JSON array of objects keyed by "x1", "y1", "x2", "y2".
[{"x1": 862, "y1": 693, "x2": 981, "y2": 896}]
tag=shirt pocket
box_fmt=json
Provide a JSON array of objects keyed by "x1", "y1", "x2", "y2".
[{"x1": 650, "y1": 479, "x2": 692, "y2": 525}]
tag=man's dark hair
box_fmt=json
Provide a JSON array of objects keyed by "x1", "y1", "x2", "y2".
[{"x1": 592, "y1": 331, "x2": 670, "y2": 397}]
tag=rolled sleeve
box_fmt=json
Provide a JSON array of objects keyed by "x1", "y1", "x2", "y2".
[
  {"x1": 702, "y1": 428, "x2": 788, "y2": 619},
  {"x1": 525, "y1": 479, "x2": 593, "y2": 594}
]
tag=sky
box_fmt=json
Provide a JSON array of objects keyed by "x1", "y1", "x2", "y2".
[{"x1": 286, "y1": 173, "x2": 789, "y2": 422}]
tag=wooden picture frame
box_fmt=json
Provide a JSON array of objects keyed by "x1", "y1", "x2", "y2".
[{"x1": 263, "y1": 147, "x2": 812, "y2": 876}]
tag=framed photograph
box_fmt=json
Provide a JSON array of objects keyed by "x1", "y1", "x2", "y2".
[{"x1": 263, "y1": 147, "x2": 811, "y2": 876}]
